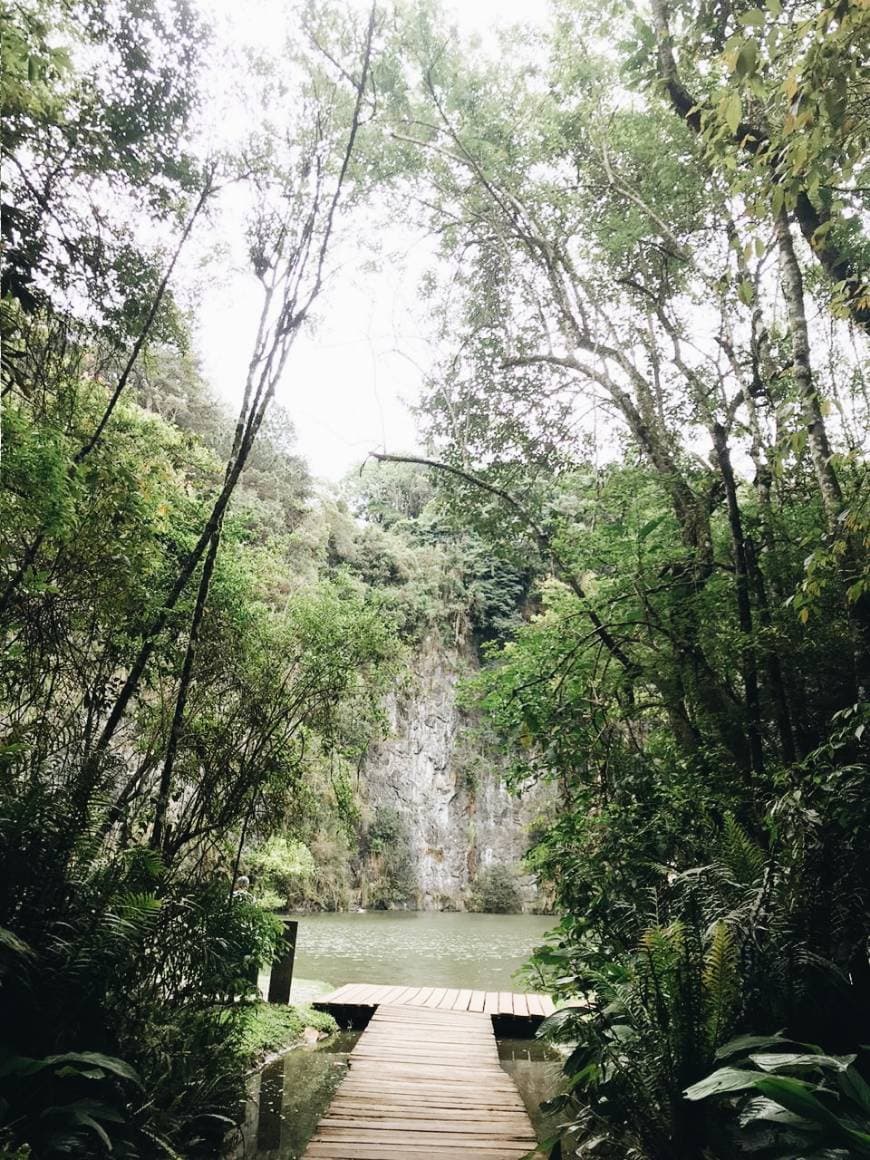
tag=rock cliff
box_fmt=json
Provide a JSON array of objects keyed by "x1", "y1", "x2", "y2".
[{"x1": 359, "y1": 636, "x2": 550, "y2": 910}]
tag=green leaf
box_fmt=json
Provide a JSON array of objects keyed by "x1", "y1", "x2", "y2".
[
  {"x1": 738, "y1": 279, "x2": 754, "y2": 305},
  {"x1": 715, "y1": 1033, "x2": 795, "y2": 1061},
  {"x1": 638, "y1": 515, "x2": 667, "y2": 541},
  {"x1": 723, "y1": 90, "x2": 743, "y2": 134},
  {"x1": 73, "y1": 1112, "x2": 112, "y2": 1150},
  {"x1": 839, "y1": 1066, "x2": 870, "y2": 1115},
  {"x1": 735, "y1": 40, "x2": 758, "y2": 78},
  {"x1": 684, "y1": 1067, "x2": 760, "y2": 1100},
  {"x1": 45, "y1": 1053, "x2": 142, "y2": 1086},
  {"x1": 739, "y1": 9, "x2": 765, "y2": 27},
  {"x1": 738, "y1": 1095, "x2": 811, "y2": 1127},
  {"x1": 754, "y1": 1076, "x2": 870, "y2": 1154},
  {"x1": 750, "y1": 1052, "x2": 856, "y2": 1073},
  {"x1": 0, "y1": 927, "x2": 34, "y2": 959},
  {"x1": 0, "y1": 1050, "x2": 142, "y2": 1086}
]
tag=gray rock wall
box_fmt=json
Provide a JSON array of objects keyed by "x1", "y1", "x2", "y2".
[{"x1": 360, "y1": 636, "x2": 549, "y2": 909}]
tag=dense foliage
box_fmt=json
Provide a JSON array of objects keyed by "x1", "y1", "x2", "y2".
[
  {"x1": 0, "y1": 2, "x2": 397, "y2": 1153},
  {"x1": 361, "y1": 1, "x2": 869, "y2": 1156}
]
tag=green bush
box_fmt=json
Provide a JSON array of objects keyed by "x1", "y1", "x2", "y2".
[
  {"x1": 364, "y1": 807, "x2": 418, "y2": 907},
  {"x1": 0, "y1": 854, "x2": 283, "y2": 1157},
  {"x1": 244, "y1": 837, "x2": 315, "y2": 910},
  {"x1": 242, "y1": 1002, "x2": 337, "y2": 1062},
  {"x1": 686, "y1": 1033, "x2": 870, "y2": 1157},
  {"x1": 468, "y1": 864, "x2": 523, "y2": 913}
]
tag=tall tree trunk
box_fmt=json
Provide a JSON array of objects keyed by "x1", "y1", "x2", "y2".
[
  {"x1": 745, "y1": 537, "x2": 798, "y2": 764},
  {"x1": 775, "y1": 211, "x2": 870, "y2": 697},
  {"x1": 712, "y1": 423, "x2": 764, "y2": 775},
  {"x1": 150, "y1": 525, "x2": 222, "y2": 852},
  {"x1": 773, "y1": 212, "x2": 843, "y2": 528}
]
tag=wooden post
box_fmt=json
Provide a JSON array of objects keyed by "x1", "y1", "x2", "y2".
[{"x1": 267, "y1": 917, "x2": 297, "y2": 1005}]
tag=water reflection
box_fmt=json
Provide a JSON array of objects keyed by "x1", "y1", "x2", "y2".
[
  {"x1": 498, "y1": 1038, "x2": 564, "y2": 1134},
  {"x1": 255, "y1": 1058, "x2": 284, "y2": 1153},
  {"x1": 239, "y1": 1032, "x2": 358, "y2": 1160}
]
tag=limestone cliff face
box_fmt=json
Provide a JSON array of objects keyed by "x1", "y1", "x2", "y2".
[{"x1": 360, "y1": 636, "x2": 549, "y2": 910}]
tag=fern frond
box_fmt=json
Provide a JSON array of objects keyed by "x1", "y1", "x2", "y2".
[
  {"x1": 718, "y1": 814, "x2": 764, "y2": 888},
  {"x1": 703, "y1": 919, "x2": 739, "y2": 1051}
]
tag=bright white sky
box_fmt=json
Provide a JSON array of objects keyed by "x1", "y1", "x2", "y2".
[{"x1": 186, "y1": 0, "x2": 553, "y2": 482}]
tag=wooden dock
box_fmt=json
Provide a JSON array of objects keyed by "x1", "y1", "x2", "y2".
[
  {"x1": 303, "y1": 1003, "x2": 542, "y2": 1158},
  {"x1": 314, "y1": 982, "x2": 556, "y2": 1021}
]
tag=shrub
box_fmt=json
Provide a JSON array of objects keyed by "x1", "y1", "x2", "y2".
[
  {"x1": 468, "y1": 864, "x2": 523, "y2": 913},
  {"x1": 244, "y1": 837, "x2": 315, "y2": 910},
  {"x1": 364, "y1": 807, "x2": 417, "y2": 907}
]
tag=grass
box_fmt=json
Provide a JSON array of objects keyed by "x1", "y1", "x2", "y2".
[{"x1": 242, "y1": 1001, "x2": 338, "y2": 1063}]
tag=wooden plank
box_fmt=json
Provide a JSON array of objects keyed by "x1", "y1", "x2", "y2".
[
  {"x1": 307, "y1": 1147, "x2": 540, "y2": 1159},
  {"x1": 450, "y1": 987, "x2": 473, "y2": 1011},
  {"x1": 367, "y1": 1008, "x2": 488, "y2": 1024},
  {"x1": 525, "y1": 993, "x2": 544, "y2": 1017},
  {"x1": 317, "y1": 1120, "x2": 536, "y2": 1136},
  {"x1": 338, "y1": 983, "x2": 381, "y2": 1004},
  {"x1": 359, "y1": 1031, "x2": 495, "y2": 1045},
  {"x1": 351, "y1": 1040, "x2": 499, "y2": 1054},
  {"x1": 327, "y1": 1104, "x2": 532, "y2": 1119},
  {"x1": 373, "y1": 1007, "x2": 481, "y2": 1022},
  {"x1": 410, "y1": 986, "x2": 436, "y2": 1005},
  {"x1": 320, "y1": 983, "x2": 355, "y2": 1003},
  {"x1": 331, "y1": 983, "x2": 366, "y2": 1003},
  {"x1": 338, "y1": 1086, "x2": 521, "y2": 1101},
  {"x1": 388, "y1": 985, "x2": 423, "y2": 1005},
  {"x1": 512, "y1": 992, "x2": 529, "y2": 1018},
  {"x1": 315, "y1": 1133, "x2": 536, "y2": 1147},
  {"x1": 377, "y1": 984, "x2": 412, "y2": 1005},
  {"x1": 316, "y1": 982, "x2": 549, "y2": 1017},
  {"x1": 303, "y1": 1003, "x2": 540, "y2": 1160},
  {"x1": 330, "y1": 1089, "x2": 528, "y2": 1103},
  {"x1": 423, "y1": 987, "x2": 450, "y2": 1008}
]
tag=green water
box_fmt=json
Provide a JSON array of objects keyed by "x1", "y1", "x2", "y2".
[
  {"x1": 288, "y1": 909, "x2": 555, "y2": 992},
  {"x1": 240, "y1": 1035, "x2": 357, "y2": 1160}
]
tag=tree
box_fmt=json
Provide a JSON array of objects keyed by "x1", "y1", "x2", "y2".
[
  {"x1": 366, "y1": 4, "x2": 869, "y2": 1155},
  {"x1": 0, "y1": 4, "x2": 403, "y2": 1153},
  {"x1": 643, "y1": 0, "x2": 870, "y2": 335},
  {"x1": 1, "y1": 0, "x2": 205, "y2": 333}
]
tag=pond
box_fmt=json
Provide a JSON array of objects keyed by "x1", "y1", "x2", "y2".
[
  {"x1": 288, "y1": 909, "x2": 556, "y2": 993},
  {"x1": 240, "y1": 912, "x2": 565, "y2": 1159}
]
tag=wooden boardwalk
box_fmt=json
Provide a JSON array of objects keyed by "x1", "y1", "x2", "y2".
[
  {"x1": 314, "y1": 982, "x2": 556, "y2": 1020},
  {"x1": 303, "y1": 1003, "x2": 541, "y2": 1159}
]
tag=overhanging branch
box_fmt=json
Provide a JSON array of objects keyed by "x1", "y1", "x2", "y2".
[{"x1": 366, "y1": 451, "x2": 638, "y2": 676}]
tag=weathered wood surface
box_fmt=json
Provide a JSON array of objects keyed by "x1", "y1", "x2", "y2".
[
  {"x1": 314, "y1": 983, "x2": 555, "y2": 1019},
  {"x1": 303, "y1": 1004, "x2": 542, "y2": 1159}
]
